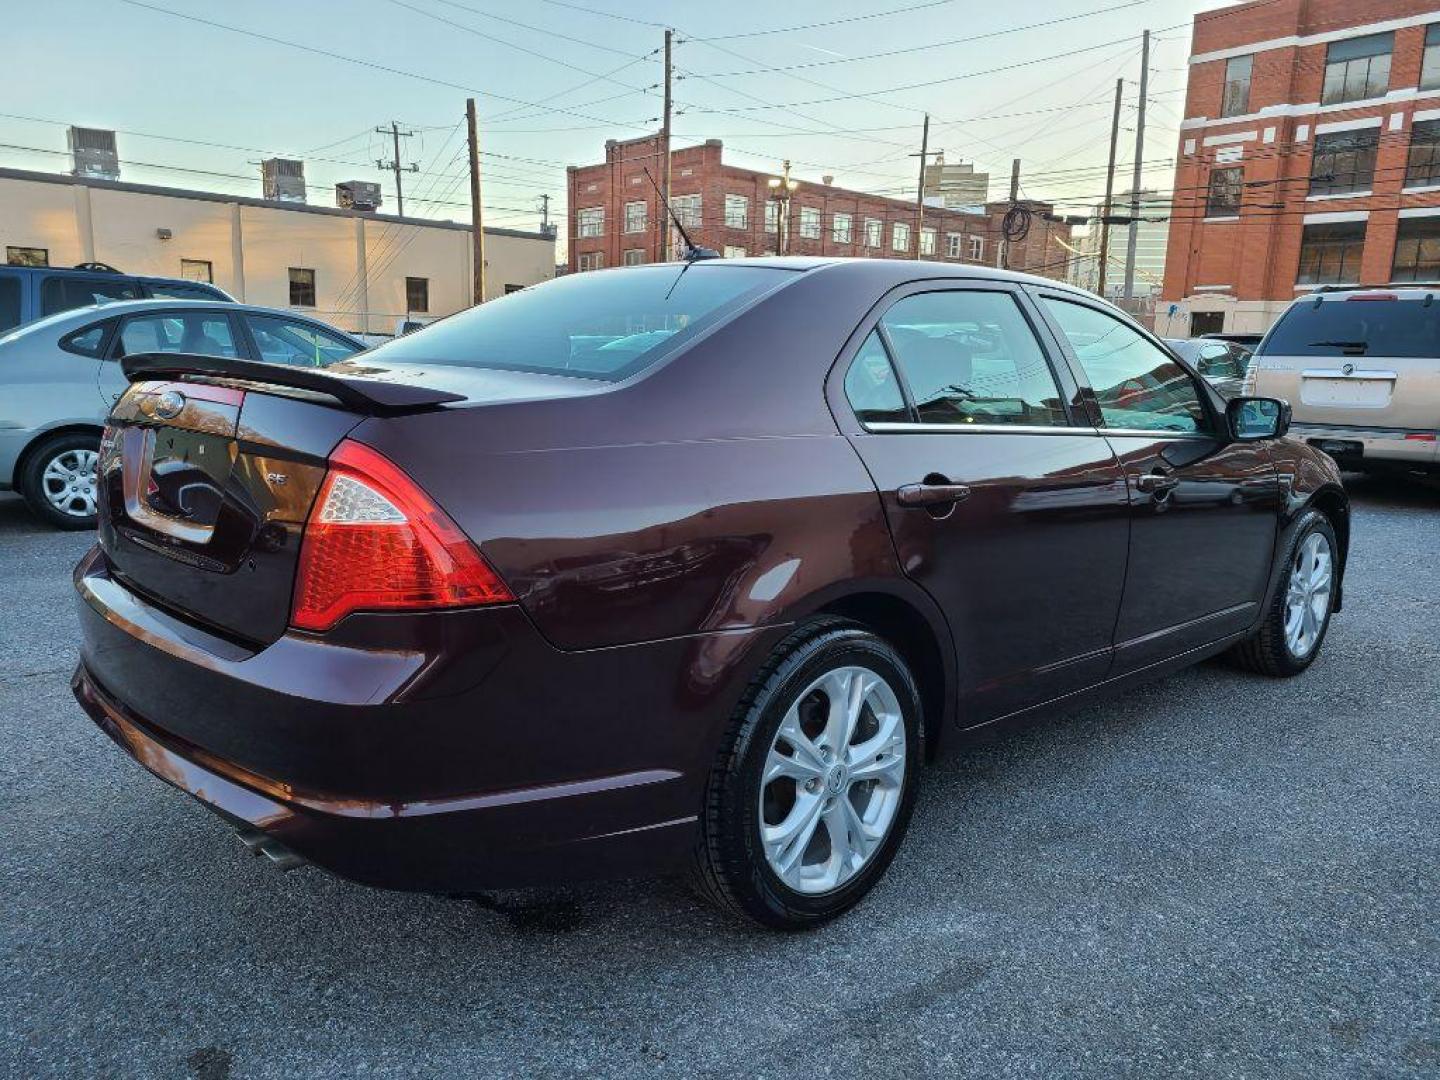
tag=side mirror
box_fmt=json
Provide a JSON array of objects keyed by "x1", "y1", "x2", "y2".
[{"x1": 1228, "y1": 396, "x2": 1290, "y2": 441}]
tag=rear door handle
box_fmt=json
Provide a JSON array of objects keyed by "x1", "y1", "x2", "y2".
[
  {"x1": 1135, "y1": 471, "x2": 1179, "y2": 496},
  {"x1": 897, "y1": 481, "x2": 972, "y2": 508}
]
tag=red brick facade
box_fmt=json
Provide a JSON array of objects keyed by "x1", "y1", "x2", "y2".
[
  {"x1": 1162, "y1": 0, "x2": 1440, "y2": 334},
  {"x1": 565, "y1": 135, "x2": 1073, "y2": 279}
]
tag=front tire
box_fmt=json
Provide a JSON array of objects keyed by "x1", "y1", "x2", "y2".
[
  {"x1": 1229, "y1": 508, "x2": 1338, "y2": 677},
  {"x1": 19, "y1": 431, "x2": 102, "y2": 531},
  {"x1": 690, "y1": 619, "x2": 924, "y2": 930}
]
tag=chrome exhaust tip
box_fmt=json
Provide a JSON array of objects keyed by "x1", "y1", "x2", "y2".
[{"x1": 235, "y1": 825, "x2": 306, "y2": 871}]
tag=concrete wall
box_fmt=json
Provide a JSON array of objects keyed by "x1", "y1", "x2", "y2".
[{"x1": 0, "y1": 169, "x2": 554, "y2": 334}]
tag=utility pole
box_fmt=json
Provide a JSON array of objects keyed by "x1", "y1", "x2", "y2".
[
  {"x1": 465, "y1": 100, "x2": 486, "y2": 305},
  {"x1": 1123, "y1": 30, "x2": 1150, "y2": 302},
  {"x1": 909, "y1": 113, "x2": 939, "y2": 260},
  {"x1": 1097, "y1": 76, "x2": 1124, "y2": 299},
  {"x1": 537, "y1": 193, "x2": 551, "y2": 234},
  {"x1": 1001, "y1": 158, "x2": 1020, "y2": 270},
  {"x1": 375, "y1": 120, "x2": 419, "y2": 217},
  {"x1": 660, "y1": 28, "x2": 674, "y2": 262}
]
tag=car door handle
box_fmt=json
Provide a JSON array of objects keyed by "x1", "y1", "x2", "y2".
[
  {"x1": 897, "y1": 481, "x2": 972, "y2": 508},
  {"x1": 1135, "y1": 471, "x2": 1180, "y2": 495}
]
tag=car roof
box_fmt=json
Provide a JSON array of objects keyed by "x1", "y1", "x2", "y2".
[
  {"x1": 1291, "y1": 285, "x2": 1440, "y2": 304},
  {"x1": 0, "y1": 299, "x2": 361, "y2": 342}
]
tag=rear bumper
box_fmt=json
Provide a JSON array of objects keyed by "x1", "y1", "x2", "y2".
[
  {"x1": 72, "y1": 545, "x2": 776, "y2": 892},
  {"x1": 1291, "y1": 422, "x2": 1438, "y2": 471}
]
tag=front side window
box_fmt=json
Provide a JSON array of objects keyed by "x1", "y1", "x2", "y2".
[
  {"x1": 368, "y1": 264, "x2": 793, "y2": 382},
  {"x1": 671, "y1": 194, "x2": 701, "y2": 229},
  {"x1": 1206, "y1": 166, "x2": 1244, "y2": 217},
  {"x1": 1391, "y1": 216, "x2": 1440, "y2": 282},
  {"x1": 798, "y1": 206, "x2": 821, "y2": 240},
  {"x1": 288, "y1": 267, "x2": 316, "y2": 307},
  {"x1": 40, "y1": 275, "x2": 141, "y2": 316},
  {"x1": 881, "y1": 290, "x2": 1068, "y2": 427},
  {"x1": 0, "y1": 274, "x2": 19, "y2": 332},
  {"x1": 833, "y1": 213, "x2": 853, "y2": 244},
  {"x1": 1321, "y1": 33, "x2": 1392, "y2": 104},
  {"x1": 1221, "y1": 54, "x2": 1253, "y2": 117},
  {"x1": 1041, "y1": 297, "x2": 1210, "y2": 434},
  {"x1": 406, "y1": 276, "x2": 429, "y2": 313},
  {"x1": 577, "y1": 207, "x2": 604, "y2": 238},
  {"x1": 246, "y1": 315, "x2": 359, "y2": 368},
  {"x1": 116, "y1": 312, "x2": 238, "y2": 359},
  {"x1": 724, "y1": 194, "x2": 748, "y2": 230},
  {"x1": 1310, "y1": 129, "x2": 1378, "y2": 196},
  {"x1": 6, "y1": 246, "x2": 47, "y2": 267},
  {"x1": 1424, "y1": 24, "x2": 1440, "y2": 90},
  {"x1": 1297, "y1": 221, "x2": 1366, "y2": 284},
  {"x1": 864, "y1": 218, "x2": 882, "y2": 248},
  {"x1": 624, "y1": 201, "x2": 647, "y2": 234},
  {"x1": 843, "y1": 331, "x2": 908, "y2": 425},
  {"x1": 180, "y1": 258, "x2": 213, "y2": 283},
  {"x1": 1406, "y1": 119, "x2": 1440, "y2": 188},
  {"x1": 919, "y1": 228, "x2": 937, "y2": 256},
  {"x1": 892, "y1": 222, "x2": 911, "y2": 252}
]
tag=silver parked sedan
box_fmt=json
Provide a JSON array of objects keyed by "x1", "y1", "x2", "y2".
[{"x1": 0, "y1": 299, "x2": 365, "y2": 529}]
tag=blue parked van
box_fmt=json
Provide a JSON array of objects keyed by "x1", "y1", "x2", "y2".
[{"x1": 0, "y1": 261, "x2": 232, "y2": 333}]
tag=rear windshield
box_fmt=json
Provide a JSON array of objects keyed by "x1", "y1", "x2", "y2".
[
  {"x1": 366, "y1": 264, "x2": 794, "y2": 381},
  {"x1": 1261, "y1": 298, "x2": 1440, "y2": 358}
]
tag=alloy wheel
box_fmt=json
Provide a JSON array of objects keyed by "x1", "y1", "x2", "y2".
[
  {"x1": 1284, "y1": 531, "x2": 1332, "y2": 659},
  {"x1": 41, "y1": 448, "x2": 99, "y2": 519},
  {"x1": 758, "y1": 665, "x2": 907, "y2": 895}
]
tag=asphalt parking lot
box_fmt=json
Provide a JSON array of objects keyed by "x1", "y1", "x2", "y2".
[{"x1": 2, "y1": 479, "x2": 1437, "y2": 1080}]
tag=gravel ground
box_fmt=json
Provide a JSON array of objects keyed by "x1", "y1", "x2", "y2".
[{"x1": 2, "y1": 479, "x2": 1436, "y2": 1080}]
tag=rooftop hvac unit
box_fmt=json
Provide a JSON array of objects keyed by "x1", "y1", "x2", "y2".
[
  {"x1": 261, "y1": 158, "x2": 307, "y2": 203},
  {"x1": 68, "y1": 127, "x2": 119, "y2": 180},
  {"x1": 336, "y1": 181, "x2": 382, "y2": 211}
]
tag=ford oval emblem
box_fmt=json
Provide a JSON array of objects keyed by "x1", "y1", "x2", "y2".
[{"x1": 153, "y1": 390, "x2": 186, "y2": 420}]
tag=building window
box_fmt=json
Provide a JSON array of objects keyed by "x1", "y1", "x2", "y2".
[
  {"x1": 723, "y1": 245, "x2": 747, "y2": 258},
  {"x1": 180, "y1": 258, "x2": 213, "y2": 283},
  {"x1": 1406, "y1": 119, "x2": 1440, "y2": 188},
  {"x1": 1424, "y1": 25, "x2": 1440, "y2": 90},
  {"x1": 1220, "y1": 54, "x2": 1253, "y2": 117},
  {"x1": 863, "y1": 218, "x2": 882, "y2": 248},
  {"x1": 946, "y1": 232, "x2": 962, "y2": 258},
  {"x1": 1392, "y1": 216, "x2": 1440, "y2": 281},
  {"x1": 724, "y1": 194, "x2": 749, "y2": 229},
  {"x1": 1321, "y1": 33, "x2": 1392, "y2": 105},
  {"x1": 1310, "y1": 129, "x2": 1378, "y2": 196},
  {"x1": 6, "y1": 246, "x2": 47, "y2": 267},
  {"x1": 1206, "y1": 167, "x2": 1244, "y2": 216},
  {"x1": 288, "y1": 267, "x2": 316, "y2": 307},
  {"x1": 798, "y1": 206, "x2": 821, "y2": 240},
  {"x1": 671, "y1": 193, "x2": 701, "y2": 229},
  {"x1": 766, "y1": 199, "x2": 782, "y2": 233},
  {"x1": 892, "y1": 222, "x2": 911, "y2": 252},
  {"x1": 504, "y1": 284, "x2": 524, "y2": 293},
  {"x1": 404, "y1": 276, "x2": 429, "y2": 312},
  {"x1": 577, "y1": 252, "x2": 604, "y2": 272},
  {"x1": 919, "y1": 227, "x2": 937, "y2": 256},
  {"x1": 832, "y1": 212, "x2": 853, "y2": 244},
  {"x1": 968, "y1": 236, "x2": 984, "y2": 261},
  {"x1": 577, "y1": 206, "x2": 604, "y2": 238},
  {"x1": 624, "y1": 201, "x2": 647, "y2": 234},
  {"x1": 623, "y1": 248, "x2": 645, "y2": 266},
  {"x1": 1296, "y1": 221, "x2": 1367, "y2": 285}
]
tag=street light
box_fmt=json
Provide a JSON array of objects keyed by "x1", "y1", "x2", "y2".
[{"x1": 768, "y1": 160, "x2": 799, "y2": 255}]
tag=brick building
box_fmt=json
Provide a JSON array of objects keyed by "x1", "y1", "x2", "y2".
[
  {"x1": 1162, "y1": 0, "x2": 1440, "y2": 336},
  {"x1": 566, "y1": 135, "x2": 1073, "y2": 279}
]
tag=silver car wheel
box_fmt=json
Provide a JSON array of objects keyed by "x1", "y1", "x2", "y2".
[
  {"x1": 40, "y1": 448, "x2": 99, "y2": 518},
  {"x1": 758, "y1": 665, "x2": 907, "y2": 895},
  {"x1": 1283, "y1": 531, "x2": 1333, "y2": 659}
]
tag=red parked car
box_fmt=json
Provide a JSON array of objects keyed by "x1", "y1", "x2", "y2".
[{"x1": 73, "y1": 258, "x2": 1349, "y2": 929}]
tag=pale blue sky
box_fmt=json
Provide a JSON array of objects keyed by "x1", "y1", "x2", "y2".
[{"x1": 5, "y1": 0, "x2": 1224, "y2": 237}]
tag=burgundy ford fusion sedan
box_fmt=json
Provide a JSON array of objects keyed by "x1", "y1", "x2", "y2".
[{"x1": 72, "y1": 258, "x2": 1349, "y2": 929}]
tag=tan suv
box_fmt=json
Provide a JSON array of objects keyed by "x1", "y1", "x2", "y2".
[{"x1": 1248, "y1": 286, "x2": 1440, "y2": 478}]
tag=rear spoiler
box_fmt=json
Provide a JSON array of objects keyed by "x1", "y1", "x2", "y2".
[{"x1": 120, "y1": 352, "x2": 466, "y2": 414}]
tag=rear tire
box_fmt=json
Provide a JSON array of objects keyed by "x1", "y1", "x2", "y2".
[
  {"x1": 689, "y1": 619, "x2": 924, "y2": 930},
  {"x1": 1228, "y1": 508, "x2": 1337, "y2": 677},
  {"x1": 19, "y1": 431, "x2": 101, "y2": 531}
]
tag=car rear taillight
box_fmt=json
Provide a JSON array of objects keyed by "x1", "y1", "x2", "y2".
[{"x1": 291, "y1": 439, "x2": 513, "y2": 632}]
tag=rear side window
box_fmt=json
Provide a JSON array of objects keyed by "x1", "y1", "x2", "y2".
[
  {"x1": 879, "y1": 290, "x2": 1068, "y2": 427},
  {"x1": 40, "y1": 275, "x2": 141, "y2": 316},
  {"x1": 367, "y1": 264, "x2": 793, "y2": 381},
  {"x1": 61, "y1": 323, "x2": 109, "y2": 357},
  {"x1": 246, "y1": 315, "x2": 359, "y2": 367},
  {"x1": 1261, "y1": 298, "x2": 1440, "y2": 358},
  {"x1": 0, "y1": 274, "x2": 19, "y2": 332},
  {"x1": 843, "y1": 331, "x2": 908, "y2": 424},
  {"x1": 115, "y1": 313, "x2": 238, "y2": 359}
]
